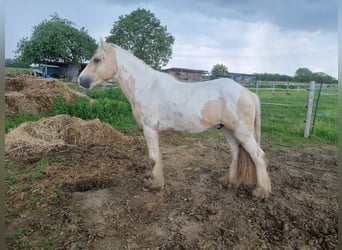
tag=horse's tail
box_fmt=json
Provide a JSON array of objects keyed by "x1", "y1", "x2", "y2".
[{"x1": 235, "y1": 93, "x2": 260, "y2": 185}]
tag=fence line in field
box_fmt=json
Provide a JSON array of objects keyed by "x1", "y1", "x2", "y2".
[
  {"x1": 247, "y1": 81, "x2": 337, "y2": 138},
  {"x1": 319, "y1": 92, "x2": 338, "y2": 96},
  {"x1": 260, "y1": 102, "x2": 303, "y2": 107}
]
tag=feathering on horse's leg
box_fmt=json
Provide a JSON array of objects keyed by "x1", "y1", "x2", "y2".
[
  {"x1": 142, "y1": 125, "x2": 165, "y2": 191},
  {"x1": 235, "y1": 128, "x2": 271, "y2": 198},
  {"x1": 219, "y1": 128, "x2": 240, "y2": 188}
]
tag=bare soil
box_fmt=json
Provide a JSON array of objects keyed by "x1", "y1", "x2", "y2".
[{"x1": 5, "y1": 127, "x2": 338, "y2": 249}]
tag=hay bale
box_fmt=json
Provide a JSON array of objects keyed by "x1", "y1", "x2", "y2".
[
  {"x1": 5, "y1": 76, "x2": 90, "y2": 117},
  {"x1": 5, "y1": 115, "x2": 128, "y2": 162}
]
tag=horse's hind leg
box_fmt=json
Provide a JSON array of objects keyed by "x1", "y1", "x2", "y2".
[
  {"x1": 235, "y1": 128, "x2": 271, "y2": 198},
  {"x1": 219, "y1": 128, "x2": 240, "y2": 187},
  {"x1": 142, "y1": 125, "x2": 164, "y2": 191}
]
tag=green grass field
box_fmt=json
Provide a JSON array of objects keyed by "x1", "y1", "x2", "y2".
[
  {"x1": 248, "y1": 84, "x2": 338, "y2": 144},
  {"x1": 5, "y1": 82, "x2": 337, "y2": 145},
  {"x1": 5, "y1": 67, "x2": 32, "y2": 76}
]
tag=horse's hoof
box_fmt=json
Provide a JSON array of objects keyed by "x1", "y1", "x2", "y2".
[
  {"x1": 252, "y1": 186, "x2": 271, "y2": 199},
  {"x1": 218, "y1": 175, "x2": 229, "y2": 187},
  {"x1": 143, "y1": 175, "x2": 163, "y2": 192},
  {"x1": 219, "y1": 175, "x2": 240, "y2": 188}
]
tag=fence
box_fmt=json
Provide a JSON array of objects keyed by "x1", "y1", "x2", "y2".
[{"x1": 246, "y1": 81, "x2": 338, "y2": 140}]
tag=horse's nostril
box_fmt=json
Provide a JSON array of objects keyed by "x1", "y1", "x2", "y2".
[{"x1": 79, "y1": 76, "x2": 92, "y2": 89}]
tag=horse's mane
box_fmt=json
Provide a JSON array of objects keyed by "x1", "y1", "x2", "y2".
[
  {"x1": 108, "y1": 43, "x2": 177, "y2": 82},
  {"x1": 109, "y1": 43, "x2": 150, "y2": 68}
]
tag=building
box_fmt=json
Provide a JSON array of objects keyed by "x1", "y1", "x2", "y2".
[
  {"x1": 162, "y1": 67, "x2": 209, "y2": 82},
  {"x1": 38, "y1": 61, "x2": 87, "y2": 81},
  {"x1": 223, "y1": 72, "x2": 256, "y2": 84},
  {"x1": 162, "y1": 68, "x2": 255, "y2": 84}
]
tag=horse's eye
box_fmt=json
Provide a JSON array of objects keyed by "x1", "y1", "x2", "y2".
[{"x1": 93, "y1": 58, "x2": 101, "y2": 64}]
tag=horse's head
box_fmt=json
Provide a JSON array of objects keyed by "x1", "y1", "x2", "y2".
[{"x1": 78, "y1": 40, "x2": 118, "y2": 89}]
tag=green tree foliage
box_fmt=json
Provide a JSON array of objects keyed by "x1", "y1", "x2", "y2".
[
  {"x1": 255, "y1": 70, "x2": 336, "y2": 83},
  {"x1": 16, "y1": 14, "x2": 97, "y2": 65},
  {"x1": 210, "y1": 63, "x2": 228, "y2": 79},
  {"x1": 106, "y1": 8, "x2": 175, "y2": 70},
  {"x1": 294, "y1": 68, "x2": 313, "y2": 83},
  {"x1": 294, "y1": 68, "x2": 336, "y2": 83},
  {"x1": 312, "y1": 72, "x2": 336, "y2": 84},
  {"x1": 255, "y1": 73, "x2": 293, "y2": 82}
]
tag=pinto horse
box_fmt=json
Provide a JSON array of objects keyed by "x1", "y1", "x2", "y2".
[{"x1": 78, "y1": 40, "x2": 271, "y2": 198}]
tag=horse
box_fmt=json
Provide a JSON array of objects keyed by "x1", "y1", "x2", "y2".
[{"x1": 78, "y1": 40, "x2": 271, "y2": 199}]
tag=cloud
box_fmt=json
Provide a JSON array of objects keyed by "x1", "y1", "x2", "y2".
[
  {"x1": 168, "y1": 18, "x2": 337, "y2": 76},
  {"x1": 103, "y1": 0, "x2": 338, "y2": 32},
  {"x1": 5, "y1": 0, "x2": 337, "y2": 77}
]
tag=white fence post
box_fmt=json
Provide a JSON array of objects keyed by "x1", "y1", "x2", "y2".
[
  {"x1": 304, "y1": 81, "x2": 315, "y2": 138},
  {"x1": 256, "y1": 81, "x2": 259, "y2": 95}
]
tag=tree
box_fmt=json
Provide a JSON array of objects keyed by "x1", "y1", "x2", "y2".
[
  {"x1": 294, "y1": 68, "x2": 313, "y2": 82},
  {"x1": 16, "y1": 14, "x2": 97, "y2": 66},
  {"x1": 255, "y1": 73, "x2": 293, "y2": 82},
  {"x1": 106, "y1": 8, "x2": 174, "y2": 70},
  {"x1": 312, "y1": 72, "x2": 336, "y2": 84},
  {"x1": 210, "y1": 63, "x2": 228, "y2": 79}
]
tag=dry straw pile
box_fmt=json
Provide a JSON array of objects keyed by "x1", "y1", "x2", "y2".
[
  {"x1": 5, "y1": 115, "x2": 128, "y2": 162},
  {"x1": 5, "y1": 76, "x2": 89, "y2": 117}
]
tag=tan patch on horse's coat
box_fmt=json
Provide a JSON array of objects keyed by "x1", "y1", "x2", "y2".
[
  {"x1": 122, "y1": 74, "x2": 143, "y2": 127},
  {"x1": 132, "y1": 102, "x2": 143, "y2": 128},
  {"x1": 201, "y1": 97, "x2": 237, "y2": 131},
  {"x1": 236, "y1": 89, "x2": 255, "y2": 131},
  {"x1": 101, "y1": 43, "x2": 119, "y2": 80}
]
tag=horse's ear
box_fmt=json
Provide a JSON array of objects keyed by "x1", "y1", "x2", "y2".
[{"x1": 99, "y1": 38, "x2": 105, "y2": 49}]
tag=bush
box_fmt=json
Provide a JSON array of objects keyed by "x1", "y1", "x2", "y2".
[{"x1": 51, "y1": 89, "x2": 138, "y2": 131}]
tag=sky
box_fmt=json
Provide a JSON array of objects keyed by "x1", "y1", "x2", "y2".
[{"x1": 5, "y1": 0, "x2": 338, "y2": 78}]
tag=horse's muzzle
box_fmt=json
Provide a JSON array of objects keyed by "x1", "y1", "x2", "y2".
[{"x1": 78, "y1": 75, "x2": 92, "y2": 90}]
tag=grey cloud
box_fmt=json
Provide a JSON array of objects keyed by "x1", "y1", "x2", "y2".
[{"x1": 103, "y1": 0, "x2": 338, "y2": 32}]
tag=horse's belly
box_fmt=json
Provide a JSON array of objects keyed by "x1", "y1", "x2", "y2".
[{"x1": 159, "y1": 112, "x2": 208, "y2": 133}]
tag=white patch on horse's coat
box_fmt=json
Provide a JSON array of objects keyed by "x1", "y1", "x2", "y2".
[{"x1": 78, "y1": 41, "x2": 272, "y2": 198}]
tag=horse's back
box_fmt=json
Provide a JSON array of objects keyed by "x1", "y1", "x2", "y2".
[{"x1": 150, "y1": 77, "x2": 254, "y2": 132}]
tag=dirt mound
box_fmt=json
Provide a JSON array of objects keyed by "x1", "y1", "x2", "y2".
[
  {"x1": 5, "y1": 75, "x2": 88, "y2": 117},
  {"x1": 5, "y1": 115, "x2": 130, "y2": 162}
]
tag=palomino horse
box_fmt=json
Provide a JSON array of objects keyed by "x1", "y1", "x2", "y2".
[{"x1": 78, "y1": 40, "x2": 271, "y2": 198}]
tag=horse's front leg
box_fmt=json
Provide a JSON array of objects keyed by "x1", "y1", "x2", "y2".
[{"x1": 142, "y1": 125, "x2": 164, "y2": 191}]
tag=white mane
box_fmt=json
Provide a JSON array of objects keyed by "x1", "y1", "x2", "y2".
[
  {"x1": 109, "y1": 43, "x2": 178, "y2": 82},
  {"x1": 109, "y1": 43, "x2": 149, "y2": 68}
]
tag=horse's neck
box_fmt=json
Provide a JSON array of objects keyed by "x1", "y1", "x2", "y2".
[{"x1": 114, "y1": 49, "x2": 157, "y2": 102}]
